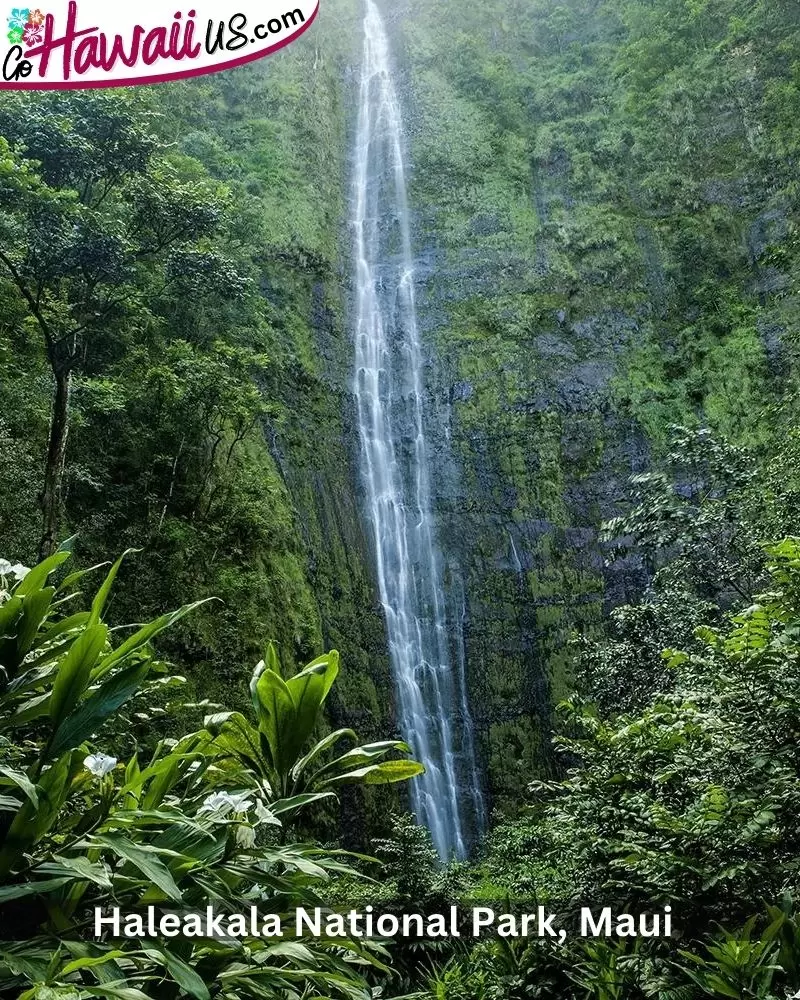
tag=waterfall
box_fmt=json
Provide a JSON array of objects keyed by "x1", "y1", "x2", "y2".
[
  {"x1": 351, "y1": 0, "x2": 484, "y2": 859},
  {"x1": 508, "y1": 528, "x2": 525, "y2": 582}
]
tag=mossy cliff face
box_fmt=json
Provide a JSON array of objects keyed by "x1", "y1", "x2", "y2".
[
  {"x1": 350, "y1": 0, "x2": 798, "y2": 807},
  {"x1": 254, "y1": 0, "x2": 798, "y2": 813},
  {"x1": 3, "y1": 0, "x2": 796, "y2": 826},
  {"x1": 185, "y1": 7, "x2": 400, "y2": 747},
  {"x1": 0, "y1": 1, "x2": 397, "y2": 830}
]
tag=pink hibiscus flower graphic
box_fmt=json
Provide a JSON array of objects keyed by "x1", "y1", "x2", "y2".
[{"x1": 23, "y1": 19, "x2": 42, "y2": 44}]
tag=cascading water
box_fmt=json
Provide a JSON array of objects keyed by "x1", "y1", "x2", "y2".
[{"x1": 351, "y1": 0, "x2": 485, "y2": 860}]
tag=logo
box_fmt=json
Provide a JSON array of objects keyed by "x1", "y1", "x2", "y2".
[{"x1": 1, "y1": 0, "x2": 319, "y2": 89}]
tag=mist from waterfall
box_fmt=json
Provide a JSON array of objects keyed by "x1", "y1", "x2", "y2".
[{"x1": 351, "y1": 0, "x2": 485, "y2": 859}]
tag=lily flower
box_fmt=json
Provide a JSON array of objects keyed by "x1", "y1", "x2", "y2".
[
  {"x1": 234, "y1": 825, "x2": 256, "y2": 849},
  {"x1": 84, "y1": 753, "x2": 118, "y2": 777},
  {"x1": 254, "y1": 798, "x2": 281, "y2": 826},
  {"x1": 198, "y1": 790, "x2": 254, "y2": 817}
]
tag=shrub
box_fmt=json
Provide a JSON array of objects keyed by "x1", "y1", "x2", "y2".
[{"x1": 0, "y1": 546, "x2": 421, "y2": 1000}]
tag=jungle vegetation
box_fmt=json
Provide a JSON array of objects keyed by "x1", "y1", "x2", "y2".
[{"x1": 2, "y1": 0, "x2": 800, "y2": 995}]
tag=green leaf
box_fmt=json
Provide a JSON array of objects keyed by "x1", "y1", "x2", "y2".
[
  {"x1": 0, "y1": 750, "x2": 81, "y2": 876},
  {"x1": 59, "y1": 951, "x2": 125, "y2": 977},
  {"x1": 0, "y1": 595, "x2": 23, "y2": 641},
  {"x1": 290, "y1": 728, "x2": 356, "y2": 784},
  {"x1": 322, "y1": 760, "x2": 425, "y2": 787},
  {"x1": 270, "y1": 791, "x2": 336, "y2": 815},
  {"x1": 83, "y1": 983, "x2": 154, "y2": 1000},
  {"x1": 49, "y1": 660, "x2": 150, "y2": 757},
  {"x1": 284, "y1": 652, "x2": 338, "y2": 764},
  {"x1": 49, "y1": 623, "x2": 108, "y2": 727},
  {"x1": 310, "y1": 740, "x2": 410, "y2": 784},
  {"x1": 7, "y1": 662, "x2": 59, "y2": 696},
  {"x1": 0, "y1": 765, "x2": 39, "y2": 807},
  {"x1": 59, "y1": 562, "x2": 110, "y2": 594},
  {"x1": 0, "y1": 876, "x2": 72, "y2": 902},
  {"x1": 93, "y1": 600, "x2": 211, "y2": 679},
  {"x1": 206, "y1": 711, "x2": 265, "y2": 776},
  {"x1": 2, "y1": 691, "x2": 50, "y2": 730},
  {"x1": 14, "y1": 588, "x2": 55, "y2": 661},
  {"x1": 253, "y1": 662, "x2": 297, "y2": 778},
  {"x1": 141, "y1": 944, "x2": 210, "y2": 1000},
  {"x1": 91, "y1": 834, "x2": 182, "y2": 901},
  {"x1": 88, "y1": 550, "x2": 139, "y2": 627},
  {"x1": 14, "y1": 551, "x2": 71, "y2": 597},
  {"x1": 38, "y1": 854, "x2": 112, "y2": 888}
]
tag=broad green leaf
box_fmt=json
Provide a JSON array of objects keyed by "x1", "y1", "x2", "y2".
[
  {"x1": 59, "y1": 951, "x2": 126, "y2": 977},
  {"x1": 38, "y1": 611, "x2": 91, "y2": 646},
  {"x1": 39, "y1": 854, "x2": 112, "y2": 888},
  {"x1": 0, "y1": 947, "x2": 52, "y2": 982},
  {"x1": 139, "y1": 756, "x2": 180, "y2": 811},
  {"x1": 14, "y1": 550, "x2": 70, "y2": 597},
  {"x1": 0, "y1": 750, "x2": 81, "y2": 876},
  {"x1": 6, "y1": 662, "x2": 59, "y2": 696},
  {"x1": 0, "y1": 876, "x2": 71, "y2": 902},
  {"x1": 206, "y1": 711, "x2": 265, "y2": 776},
  {"x1": 0, "y1": 765, "x2": 39, "y2": 807},
  {"x1": 290, "y1": 728, "x2": 356, "y2": 784},
  {"x1": 49, "y1": 660, "x2": 150, "y2": 757},
  {"x1": 88, "y1": 550, "x2": 139, "y2": 626},
  {"x1": 93, "y1": 600, "x2": 211, "y2": 679},
  {"x1": 322, "y1": 760, "x2": 425, "y2": 787},
  {"x1": 14, "y1": 588, "x2": 55, "y2": 661},
  {"x1": 0, "y1": 596, "x2": 24, "y2": 675},
  {"x1": 0, "y1": 595, "x2": 23, "y2": 641},
  {"x1": 310, "y1": 740, "x2": 410, "y2": 784},
  {"x1": 2, "y1": 691, "x2": 50, "y2": 730},
  {"x1": 269, "y1": 791, "x2": 336, "y2": 815},
  {"x1": 49, "y1": 623, "x2": 108, "y2": 727},
  {"x1": 98, "y1": 597, "x2": 214, "y2": 676},
  {"x1": 142, "y1": 944, "x2": 210, "y2": 1000},
  {"x1": 59, "y1": 562, "x2": 110, "y2": 593},
  {"x1": 83, "y1": 983, "x2": 154, "y2": 1000},
  {"x1": 254, "y1": 665, "x2": 296, "y2": 778},
  {"x1": 284, "y1": 657, "x2": 334, "y2": 766},
  {"x1": 91, "y1": 833, "x2": 182, "y2": 901}
]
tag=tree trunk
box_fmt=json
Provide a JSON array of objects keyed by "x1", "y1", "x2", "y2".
[{"x1": 39, "y1": 368, "x2": 71, "y2": 560}]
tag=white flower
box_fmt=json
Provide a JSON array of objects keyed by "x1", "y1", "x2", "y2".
[
  {"x1": 0, "y1": 559, "x2": 12, "y2": 577},
  {"x1": 254, "y1": 798, "x2": 281, "y2": 827},
  {"x1": 9, "y1": 563, "x2": 29, "y2": 581},
  {"x1": 198, "y1": 791, "x2": 235, "y2": 815},
  {"x1": 84, "y1": 753, "x2": 118, "y2": 777},
  {"x1": 198, "y1": 790, "x2": 253, "y2": 818},
  {"x1": 234, "y1": 824, "x2": 256, "y2": 849}
]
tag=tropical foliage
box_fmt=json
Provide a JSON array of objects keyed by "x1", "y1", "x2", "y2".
[
  {"x1": 0, "y1": 548, "x2": 421, "y2": 1000},
  {"x1": 2, "y1": 0, "x2": 800, "y2": 995}
]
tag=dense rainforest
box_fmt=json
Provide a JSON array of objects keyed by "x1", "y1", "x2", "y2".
[{"x1": 2, "y1": 0, "x2": 800, "y2": 996}]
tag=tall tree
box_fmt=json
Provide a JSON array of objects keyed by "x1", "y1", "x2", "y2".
[{"x1": 0, "y1": 92, "x2": 225, "y2": 556}]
